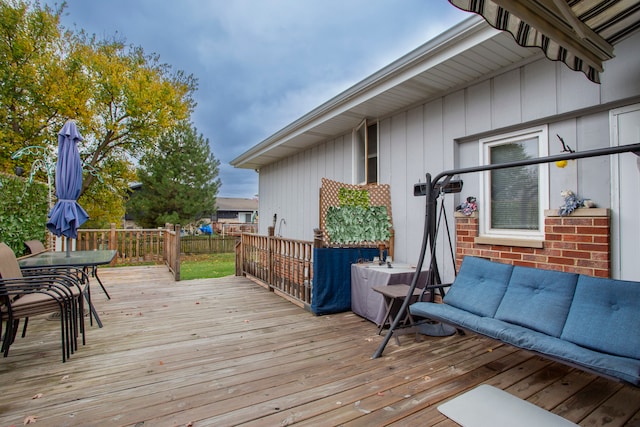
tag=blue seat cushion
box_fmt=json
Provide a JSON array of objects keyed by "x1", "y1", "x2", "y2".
[
  {"x1": 494, "y1": 266, "x2": 578, "y2": 337},
  {"x1": 411, "y1": 300, "x2": 640, "y2": 385},
  {"x1": 411, "y1": 302, "x2": 515, "y2": 340},
  {"x1": 561, "y1": 275, "x2": 640, "y2": 360},
  {"x1": 497, "y1": 323, "x2": 640, "y2": 386},
  {"x1": 443, "y1": 257, "x2": 513, "y2": 317},
  {"x1": 412, "y1": 302, "x2": 485, "y2": 335}
]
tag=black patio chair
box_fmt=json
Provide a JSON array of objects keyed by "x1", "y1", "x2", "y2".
[
  {"x1": 24, "y1": 240, "x2": 47, "y2": 254},
  {"x1": 0, "y1": 243, "x2": 86, "y2": 362}
]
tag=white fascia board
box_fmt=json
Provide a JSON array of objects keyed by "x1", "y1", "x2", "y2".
[{"x1": 231, "y1": 15, "x2": 499, "y2": 169}]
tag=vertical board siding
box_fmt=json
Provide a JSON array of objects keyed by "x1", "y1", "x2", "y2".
[
  {"x1": 334, "y1": 135, "x2": 347, "y2": 182},
  {"x1": 466, "y1": 80, "x2": 492, "y2": 135},
  {"x1": 522, "y1": 59, "x2": 557, "y2": 121},
  {"x1": 256, "y1": 42, "x2": 640, "y2": 267},
  {"x1": 390, "y1": 112, "x2": 408, "y2": 261},
  {"x1": 550, "y1": 120, "x2": 579, "y2": 207},
  {"x1": 303, "y1": 149, "x2": 313, "y2": 237},
  {"x1": 492, "y1": 68, "x2": 522, "y2": 129},
  {"x1": 405, "y1": 106, "x2": 426, "y2": 264},
  {"x1": 601, "y1": 35, "x2": 640, "y2": 103},
  {"x1": 324, "y1": 139, "x2": 334, "y2": 178},
  {"x1": 558, "y1": 64, "x2": 601, "y2": 113},
  {"x1": 378, "y1": 118, "x2": 392, "y2": 185},
  {"x1": 293, "y1": 152, "x2": 304, "y2": 238},
  {"x1": 259, "y1": 133, "x2": 350, "y2": 242},
  {"x1": 441, "y1": 91, "x2": 465, "y2": 282},
  {"x1": 576, "y1": 113, "x2": 612, "y2": 204}
]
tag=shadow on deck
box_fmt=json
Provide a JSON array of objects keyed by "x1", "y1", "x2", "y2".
[{"x1": 1, "y1": 265, "x2": 638, "y2": 426}]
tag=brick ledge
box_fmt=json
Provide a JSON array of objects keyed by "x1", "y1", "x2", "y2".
[
  {"x1": 544, "y1": 208, "x2": 609, "y2": 217},
  {"x1": 474, "y1": 236, "x2": 544, "y2": 248}
]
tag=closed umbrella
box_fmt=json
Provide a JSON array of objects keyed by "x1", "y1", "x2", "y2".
[{"x1": 46, "y1": 121, "x2": 89, "y2": 255}]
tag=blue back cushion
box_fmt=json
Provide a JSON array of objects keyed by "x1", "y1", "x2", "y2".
[
  {"x1": 561, "y1": 275, "x2": 640, "y2": 359},
  {"x1": 494, "y1": 266, "x2": 578, "y2": 337},
  {"x1": 443, "y1": 257, "x2": 513, "y2": 317}
]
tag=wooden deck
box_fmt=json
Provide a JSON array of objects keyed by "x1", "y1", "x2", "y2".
[{"x1": 1, "y1": 265, "x2": 639, "y2": 426}]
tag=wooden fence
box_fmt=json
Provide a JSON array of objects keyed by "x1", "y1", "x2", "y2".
[
  {"x1": 238, "y1": 233, "x2": 314, "y2": 310},
  {"x1": 181, "y1": 235, "x2": 237, "y2": 253}
]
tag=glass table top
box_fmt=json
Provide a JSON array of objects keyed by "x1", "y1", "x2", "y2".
[{"x1": 18, "y1": 250, "x2": 117, "y2": 268}]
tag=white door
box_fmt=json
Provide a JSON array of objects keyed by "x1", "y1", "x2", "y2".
[{"x1": 611, "y1": 104, "x2": 640, "y2": 281}]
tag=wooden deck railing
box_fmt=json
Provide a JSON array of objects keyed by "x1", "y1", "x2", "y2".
[
  {"x1": 76, "y1": 227, "x2": 164, "y2": 263},
  {"x1": 71, "y1": 223, "x2": 181, "y2": 280},
  {"x1": 164, "y1": 225, "x2": 180, "y2": 281},
  {"x1": 238, "y1": 233, "x2": 314, "y2": 310}
]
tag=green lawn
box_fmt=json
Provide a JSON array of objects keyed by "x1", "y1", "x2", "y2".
[{"x1": 179, "y1": 252, "x2": 236, "y2": 280}]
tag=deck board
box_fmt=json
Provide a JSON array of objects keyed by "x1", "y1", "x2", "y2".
[{"x1": 1, "y1": 265, "x2": 638, "y2": 426}]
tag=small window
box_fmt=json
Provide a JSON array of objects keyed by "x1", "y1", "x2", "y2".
[
  {"x1": 354, "y1": 120, "x2": 378, "y2": 184},
  {"x1": 479, "y1": 126, "x2": 549, "y2": 239}
]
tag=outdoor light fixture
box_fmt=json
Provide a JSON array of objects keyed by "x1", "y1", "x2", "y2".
[{"x1": 414, "y1": 179, "x2": 463, "y2": 196}]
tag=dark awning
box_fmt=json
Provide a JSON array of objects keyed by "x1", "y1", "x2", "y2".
[{"x1": 449, "y1": 0, "x2": 640, "y2": 83}]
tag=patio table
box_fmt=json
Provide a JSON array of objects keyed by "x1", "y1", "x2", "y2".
[
  {"x1": 351, "y1": 262, "x2": 429, "y2": 326},
  {"x1": 18, "y1": 250, "x2": 117, "y2": 328}
]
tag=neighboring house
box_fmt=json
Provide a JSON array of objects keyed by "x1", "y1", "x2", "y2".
[
  {"x1": 231, "y1": 12, "x2": 640, "y2": 282},
  {"x1": 212, "y1": 197, "x2": 258, "y2": 236},
  {"x1": 124, "y1": 185, "x2": 257, "y2": 231},
  {"x1": 214, "y1": 197, "x2": 259, "y2": 224}
]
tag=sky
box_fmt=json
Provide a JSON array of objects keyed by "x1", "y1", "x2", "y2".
[{"x1": 48, "y1": 1, "x2": 468, "y2": 198}]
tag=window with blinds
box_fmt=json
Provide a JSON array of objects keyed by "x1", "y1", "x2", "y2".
[
  {"x1": 479, "y1": 127, "x2": 549, "y2": 239},
  {"x1": 490, "y1": 139, "x2": 539, "y2": 229}
]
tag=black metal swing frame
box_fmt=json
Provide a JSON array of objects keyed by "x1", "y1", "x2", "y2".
[{"x1": 372, "y1": 142, "x2": 640, "y2": 359}]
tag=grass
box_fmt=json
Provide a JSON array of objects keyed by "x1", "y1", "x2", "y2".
[{"x1": 179, "y1": 252, "x2": 236, "y2": 280}]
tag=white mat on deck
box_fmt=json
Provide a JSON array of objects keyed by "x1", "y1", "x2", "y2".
[{"x1": 437, "y1": 384, "x2": 578, "y2": 427}]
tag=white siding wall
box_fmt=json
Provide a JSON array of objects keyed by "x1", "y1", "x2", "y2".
[
  {"x1": 258, "y1": 135, "x2": 352, "y2": 239},
  {"x1": 257, "y1": 32, "x2": 640, "y2": 272}
]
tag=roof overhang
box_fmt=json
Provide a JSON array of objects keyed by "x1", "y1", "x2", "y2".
[
  {"x1": 232, "y1": 1, "x2": 639, "y2": 171},
  {"x1": 231, "y1": 16, "x2": 539, "y2": 170}
]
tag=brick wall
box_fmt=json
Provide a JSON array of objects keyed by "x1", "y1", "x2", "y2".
[{"x1": 455, "y1": 209, "x2": 610, "y2": 278}]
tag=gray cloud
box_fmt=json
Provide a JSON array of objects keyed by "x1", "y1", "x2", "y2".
[{"x1": 51, "y1": 0, "x2": 467, "y2": 197}]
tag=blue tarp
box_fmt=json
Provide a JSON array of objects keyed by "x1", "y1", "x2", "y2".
[{"x1": 311, "y1": 247, "x2": 381, "y2": 315}]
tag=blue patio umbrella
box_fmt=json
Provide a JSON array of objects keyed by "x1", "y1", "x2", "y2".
[{"x1": 46, "y1": 121, "x2": 89, "y2": 252}]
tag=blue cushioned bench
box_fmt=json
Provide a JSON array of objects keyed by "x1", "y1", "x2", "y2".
[{"x1": 410, "y1": 256, "x2": 640, "y2": 386}]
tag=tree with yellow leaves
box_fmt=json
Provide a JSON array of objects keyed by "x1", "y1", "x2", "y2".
[{"x1": 0, "y1": 0, "x2": 197, "y2": 227}]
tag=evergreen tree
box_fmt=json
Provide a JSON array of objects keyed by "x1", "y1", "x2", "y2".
[{"x1": 127, "y1": 123, "x2": 221, "y2": 228}]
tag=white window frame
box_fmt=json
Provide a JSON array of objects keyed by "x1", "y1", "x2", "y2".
[
  {"x1": 478, "y1": 125, "x2": 549, "y2": 240},
  {"x1": 352, "y1": 119, "x2": 378, "y2": 185},
  {"x1": 609, "y1": 103, "x2": 640, "y2": 280}
]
